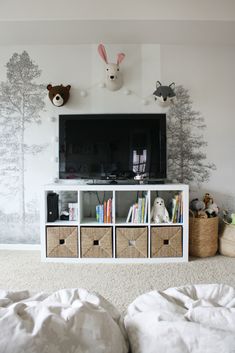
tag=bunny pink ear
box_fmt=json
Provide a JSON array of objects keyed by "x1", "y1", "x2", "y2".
[
  {"x1": 117, "y1": 53, "x2": 125, "y2": 65},
  {"x1": 98, "y1": 44, "x2": 108, "y2": 64}
]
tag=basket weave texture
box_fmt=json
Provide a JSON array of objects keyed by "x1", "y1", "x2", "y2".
[
  {"x1": 219, "y1": 222, "x2": 235, "y2": 257},
  {"x1": 151, "y1": 226, "x2": 182, "y2": 257},
  {"x1": 116, "y1": 227, "x2": 148, "y2": 258},
  {"x1": 189, "y1": 216, "x2": 218, "y2": 257},
  {"x1": 47, "y1": 226, "x2": 78, "y2": 258},
  {"x1": 81, "y1": 227, "x2": 112, "y2": 258}
]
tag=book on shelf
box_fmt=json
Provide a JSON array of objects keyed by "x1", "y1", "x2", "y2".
[
  {"x1": 126, "y1": 193, "x2": 148, "y2": 224},
  {"x1": 171, "y1": 192, "x2": 183, "y2": 223},
  {"x1": 96, "y1": 198, "x2": 112, "y2": 223}
]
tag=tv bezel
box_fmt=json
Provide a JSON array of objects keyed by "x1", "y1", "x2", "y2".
[{"x1": 59, "y1": 113, "x2": 167, "y2": 182}]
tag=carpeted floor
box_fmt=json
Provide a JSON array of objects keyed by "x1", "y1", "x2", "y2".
[{"x1": 0, "y1": 250, "x2": 234, "y2": 313}]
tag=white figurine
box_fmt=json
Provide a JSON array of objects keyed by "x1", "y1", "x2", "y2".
[
  {"x1": 98, "y1": 43, "x2": 125, "y2": 91},
  {"x1": 150, "y1": 197, "x2": 170, "y2": 223}
]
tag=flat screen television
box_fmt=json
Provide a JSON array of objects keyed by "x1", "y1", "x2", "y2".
[{"x1": 59, "y1": 114, "x2": 167, "y2": 182}]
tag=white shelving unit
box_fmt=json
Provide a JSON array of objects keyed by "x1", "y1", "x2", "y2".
[{"x1": 41, "y1": 183, "x2": 189, "y2": 263}]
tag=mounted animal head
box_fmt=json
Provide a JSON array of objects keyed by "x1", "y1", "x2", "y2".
[
  {"x1": 47, "y1": 84, "x2": 71, "y2": 107},
  {"x1": 153, "y1": 81, "x2": 176, "y2": 102},
  {"x1": 98, "y1": 43, "x2": 125, "y2": 91}
]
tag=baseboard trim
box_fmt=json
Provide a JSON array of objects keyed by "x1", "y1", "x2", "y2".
[{"x1": 0, "y1": 244, "x2": 40, "y2": 251}]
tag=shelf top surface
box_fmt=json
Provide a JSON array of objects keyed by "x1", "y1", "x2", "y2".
[{"x1": 44, "y1": 183, "x2": 189, "y2": 191}]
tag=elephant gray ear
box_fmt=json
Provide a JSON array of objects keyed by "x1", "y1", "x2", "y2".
[
  {"x1": 169, "y1": 82, "x2": 175, "y2": 89},
  {"x1": 156, "y1": 81, "x2": 162, "y2": 88}
]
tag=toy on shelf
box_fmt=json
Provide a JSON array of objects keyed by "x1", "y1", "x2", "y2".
[
  {"x1": 153, "y1": 81, "x2": 176, "y2": 102},
  {"x1": 47, "y1": 84, "x2": 71, "y2": 107},
  {"x1": 98, "y1": 43, "x2": 125, "y2": 91},
  {"x1": 150, "y1": 197, "x2": 170, "y2": 224}
]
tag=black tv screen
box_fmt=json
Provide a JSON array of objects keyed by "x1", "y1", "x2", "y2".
[{"x1": 59, "y1": 114, "x2": 167, "y2": 181}]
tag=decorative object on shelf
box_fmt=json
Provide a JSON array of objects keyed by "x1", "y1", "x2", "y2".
[
  {"x1": 47, "y1": 84, "x2": 71, "y2": 107},
  {"x1": 150, "y1": 197, "x2": 169, "y2": 224},
  {"x1": 153, "y1": 81, "x2": 175, "y2": 102},
  {"x1": 98, "y1": 43, "x2": 125, "y2": 91},
  {"x1": 68, "y1": 203, "x2": 78, "y2": 221},
  {"x1": 190, "y1": 199, "x2": 207, "y2": 219},
  {"x1": 60, "y1": 210, "x2": 69, "y2": 221}
]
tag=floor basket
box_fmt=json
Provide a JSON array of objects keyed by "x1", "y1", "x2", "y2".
[
  {"x1": 189, "y1": 214, "x2": 219, "y2": 257},
  {"x1": 219, "y1": 221, "x2": 235, "y2": 257}
]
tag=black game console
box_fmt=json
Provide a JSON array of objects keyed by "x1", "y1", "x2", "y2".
[{"x1": 47, "y1": 192, "x2": 59, "y2": 222}]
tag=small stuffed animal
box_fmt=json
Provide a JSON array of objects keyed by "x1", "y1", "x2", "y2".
[
  {"x1": 203, "y1": 193, "x2": 219, "y2": 218},
  {"x1": 98, "y1": 43, "x2": 125, "y2": 91},
  {"x1": 47, "y1": 84, "x2": 71, "y2": 107},
  {"x1": 153, "y1": 81, "x2": 176, "y2": 102},
  {"x1": 190, "y1": 199, "x2": 207, "y2": 218},
  {"x1": 150, "y1": 197, "x2": 170, "y2": 223}
]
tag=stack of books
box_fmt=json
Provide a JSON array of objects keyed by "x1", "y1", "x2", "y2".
[
  {"x1": 171, "y1": 192, "x2": 183, "y2": 223},
  {"x1": 126, "y1": 193, "x2": 148, "y2": 223},
  {"x1": 96, "y1": 198, "x2": 112, "y2": 223}
]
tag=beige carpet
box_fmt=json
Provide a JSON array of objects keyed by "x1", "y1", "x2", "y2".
[{"x1": 0, "y1": 250, "x2": 235, "y2": 313}]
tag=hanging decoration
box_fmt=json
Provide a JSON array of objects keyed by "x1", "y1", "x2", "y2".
[
  {"x1": 47, "y1": 84, "x2": 71, "y2": 107},
  {"x1": 153, "y1": 81, "x2": 176, "y2": 102},
  {"x1": 98, "y1": 43, "x2": 125, "y2": 91}
]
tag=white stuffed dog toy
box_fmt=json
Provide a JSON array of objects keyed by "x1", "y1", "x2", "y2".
[{"x1": 151, "y1": 197, "x2": 170, "y2": 223}]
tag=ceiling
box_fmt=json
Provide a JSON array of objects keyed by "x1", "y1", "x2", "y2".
[{"x1": 0, "y1": 0, "x2": 235, "y2": 45}]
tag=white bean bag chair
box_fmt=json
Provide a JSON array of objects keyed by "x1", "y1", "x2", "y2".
[
  {"x1": 124, "y1": 284, "x2": 235, "y2": 353},
  {"x1": 0, "y1": 288, "x2": 128, "y2": 353}
]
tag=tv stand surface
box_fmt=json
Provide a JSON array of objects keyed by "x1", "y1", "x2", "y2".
[{"x1": 41, "y1": 183, "x2": 189, "y2": 263}]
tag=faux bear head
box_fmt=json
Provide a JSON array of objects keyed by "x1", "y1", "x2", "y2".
[
  {"x1": 153, "y1": 81, "x2": 175, "y2": 102},
  {"x1": 47, "y1": 84, "x2": 71, "y2": 107}
]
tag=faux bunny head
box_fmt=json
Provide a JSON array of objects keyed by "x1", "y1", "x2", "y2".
[{"x1": 98, "y1": 43, "x2": 125, "y2": 91}]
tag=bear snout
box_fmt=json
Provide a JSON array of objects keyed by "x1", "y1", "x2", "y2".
[{"x1": 110, "y1": 75, "x2": 114, "y2": 80}]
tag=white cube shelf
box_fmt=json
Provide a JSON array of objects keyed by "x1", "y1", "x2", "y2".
[{"x1": 41, "y1": 183, "x2": 189, "y2": 263}]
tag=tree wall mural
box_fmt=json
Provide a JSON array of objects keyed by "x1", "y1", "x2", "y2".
[
  {"x1": 167, "y1": 85, "x2": 216, "y2": 184},
  {"x1": 0, "y1": 51, "x2": 46, "y2": 242}
]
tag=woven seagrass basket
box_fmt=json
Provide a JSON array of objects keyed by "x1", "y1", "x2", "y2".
[
  {"x1": 219, "y1": 221, "x2": 235, "y2": 257},
  {"x1": 189, "y1": 212, "x2": 219, "y2": 257}
]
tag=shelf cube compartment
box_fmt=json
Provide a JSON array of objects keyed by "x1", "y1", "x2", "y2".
[
  {"x1": 150, "y1": 190, "x2": 184, "y2": 224},
  {"x1": 151, "y1": 226, "x2": 182, "y2": 257},
  {"x1": 80, "y1": 191, "x2": 113, "y2": 224},
  {"x1": 46, "y1": 226, "x2": 78, "y2": 257},
  {"x1": 115, "y1": 191, "x2": 149, "y2": 224},
  {"x1": 80, "y1": 227, "x2": 113, "y2": 258},
  {"x1": 116, "y1": 227, "x2": 148, "y2": 258}
]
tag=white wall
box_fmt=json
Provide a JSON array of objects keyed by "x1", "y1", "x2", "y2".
[
  {"x1": 0, "y1": 43, "x2": 234, "y2": 244},
  {"x1": 161, "y1": 45, "x2": 235, "y2": 209}
]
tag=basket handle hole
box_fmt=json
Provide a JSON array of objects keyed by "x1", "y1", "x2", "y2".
[{"x1": 129, "y1": 240, "x2": 136, "y2": 247}]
